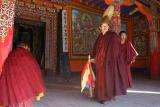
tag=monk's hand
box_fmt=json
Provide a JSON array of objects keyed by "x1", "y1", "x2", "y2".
[
  {"x1": 131, "y1": 59, "x2": 135, "y2": 64},
  {"x1": 90, "y1": 59, "x2": 95, "y2": 63},
  {"x1": 131, "y1": 57, "x2": 136, "y2": 64},
  {"x1": 88, "y1": 55, "x2": 95, "y2": 63}
]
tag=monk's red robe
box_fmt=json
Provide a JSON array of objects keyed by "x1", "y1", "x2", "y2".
[
  {"x1": 119, "y1": 41, "x2": 138, "y2": 88},
  {"x1": 0, "y1": 47, "x2": 45, "y2": 106},
  {"x1": 94, "y1": 31, "x2": 127, "y2": 101}
]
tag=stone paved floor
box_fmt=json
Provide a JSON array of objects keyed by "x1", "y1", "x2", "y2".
[{"x1": 35, "y1": 73, "x2": 160, "y2": 107}]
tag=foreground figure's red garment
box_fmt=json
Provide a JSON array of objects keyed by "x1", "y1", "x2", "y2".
[
  {"x1": 0, "y1": 47, "x2": 45, "y2": 106},
  {"x1": 119, "y1": 41, "x2": 138, "y2": 88},
  {"x1": 94, "y1": 31, "x2": 128, "y2": 101}
]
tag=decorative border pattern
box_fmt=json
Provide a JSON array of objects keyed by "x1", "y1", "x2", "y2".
[{"x1": 0, "y1": 0, "x2": 16, "y2": 43}]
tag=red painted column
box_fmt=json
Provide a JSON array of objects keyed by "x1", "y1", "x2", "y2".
[
  {"x1": 0, "y1": 0, "x2": 16, "y2": 74},
  {"x1": 149, "y1": 18, "x2": 159, "y2": 79},
  {"x1": 110, "y1": 1, "x2": 121, "y2": 34},
  {"x1": 158, "y1": 31, "x2": 160, "y2": 75}
]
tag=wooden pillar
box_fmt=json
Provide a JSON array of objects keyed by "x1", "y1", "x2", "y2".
[
  {"x1": 149, "y1": 17, "x2": 159, "y2": 79},
  {"x1": 0, "y1": 0, "x2": 16, "y2": 74},
  {"x1": 110, "y1": 1, "x2": 121, "y2": 34},
  {"x1": 158, "y1": 31, "x2": 160, "y2": 73}
]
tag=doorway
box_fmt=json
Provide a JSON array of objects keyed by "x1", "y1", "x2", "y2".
[{"x1": 14, "y1": 18, "x2": 46, "y2": 69}]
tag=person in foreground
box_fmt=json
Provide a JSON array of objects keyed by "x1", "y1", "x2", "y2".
[
  {"x1": 119, "y1": 31, "x2": 138, "y2": 88},
  {"x1": 0, "y1": 42, "x2": 45, "y2": 107},
  {"x1": 91, "y1": 5, "x2": 130, "y2": 104}
]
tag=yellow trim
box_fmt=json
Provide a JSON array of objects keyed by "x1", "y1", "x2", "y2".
[{"x1": 36, "y1": 92, "x2": 44, "y2": 101}]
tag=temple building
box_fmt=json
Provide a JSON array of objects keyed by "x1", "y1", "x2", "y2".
[{"x1": 0, "y1": 0, "x2": 160, "y2": 106}]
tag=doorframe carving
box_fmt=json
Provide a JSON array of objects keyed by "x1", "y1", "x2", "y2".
[{"x1": 15, "y1": 2, "x2": 58, "y2": 73}]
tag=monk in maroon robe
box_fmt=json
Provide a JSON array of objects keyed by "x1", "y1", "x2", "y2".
[
  {"x1": 119, "y1": 31, "x2": 138, "y2": 88},
  {"x1": 91, "y1": 17, "x2": 128, "y2": 104},
  {"x1": 0, "y1": 43, "x2": 45, "y2": 107}
]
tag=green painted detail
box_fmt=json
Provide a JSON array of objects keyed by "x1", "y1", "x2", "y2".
[
  {"x1": 68, "y1": 3, "x2": 101, "y2": 13},
  {"x1": 70, "y1": 58, "x2": 88, "y2": 61}
]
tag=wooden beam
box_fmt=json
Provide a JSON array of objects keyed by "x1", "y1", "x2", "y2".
[{"x1": 151, "y1": 0, "x2": 160, "y2": 6}]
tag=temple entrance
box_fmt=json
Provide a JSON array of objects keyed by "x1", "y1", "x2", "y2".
[{"x1": 14, "y1": 18, "x2": 46, "y2": 69}]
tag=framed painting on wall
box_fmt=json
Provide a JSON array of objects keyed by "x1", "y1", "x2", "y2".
[{"x1": 71, "y1": 8, "x2": 101, "y2": 55}]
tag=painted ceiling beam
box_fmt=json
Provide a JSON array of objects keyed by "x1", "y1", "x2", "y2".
[
  {"x1": 137, "y1": 0, "x2": 150, "y2": 7},
  {"x1": 96, "y1": 1, "x2": 105, "y2": 6},
  {"x1": 85, "y1": 0, "x2": 94, "y2": 4},
  {"x1": 99, "y1": 3, "x2": 107, "y2": 9},
  {"x1": 91, "y1": 0, "x2": 102, "y2": 8}
]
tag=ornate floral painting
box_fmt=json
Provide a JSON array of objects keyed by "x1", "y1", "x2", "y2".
[{"x1": 71, "y1": 8, "x2": 101, "y2": 55}]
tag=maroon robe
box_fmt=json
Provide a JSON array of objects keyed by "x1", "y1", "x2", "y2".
[
  {"x1": 119, "y1": 41, "x2": 138, "y2": 88},
  {"x1": 0, "y1": 47, "x2": 45, "y2": 106},
  {"x1": 94, "y1": 31, "x2": 127, "y2": 101}
]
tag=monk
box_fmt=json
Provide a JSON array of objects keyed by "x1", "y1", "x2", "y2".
[
  {"x1": 91, "y1": 16, "x2": 128, "y2": 104},
  {"x1": 119, "y1": 31, "x2": 138, "y2": 88},
  {"x1": 0, "y1": 42, "x2": 45, "y2": 107}
]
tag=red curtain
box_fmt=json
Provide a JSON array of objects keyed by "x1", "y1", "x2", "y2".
[{"x1": 0, "y1": 0, "x2": 16, "y2": 74}]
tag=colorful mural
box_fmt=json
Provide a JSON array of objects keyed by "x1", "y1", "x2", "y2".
[
  {"x1": 133, "y1": 33, "x2": 147, "y2": 57},
  {"x1": 132, "y1": 15, "x2": 149, "y2": 57},
  {"x1": 71, "y1": 8, "x2": 101, "y2": 55}
]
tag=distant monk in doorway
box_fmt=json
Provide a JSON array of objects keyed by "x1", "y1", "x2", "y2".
[
  {"x1": 119, "y1": 31, "x2": 138, "y2": 88},
  {"x1": 0, "y1": 42, "x2": 45, "y2": 107},
  {"x1": 91, "y1": 5, "x2": 129, "y2": 104}
]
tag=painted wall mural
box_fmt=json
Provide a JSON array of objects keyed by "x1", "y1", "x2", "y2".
[
  {"x1": 133, "y1": 33, "x2": 147, "y2": 57},
  {"x1": 132, "y1": 15, "x2": 149, "y2": 57},
  {"x1": 71, "y1": 8, "x2": 101, "y2": 55}
]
